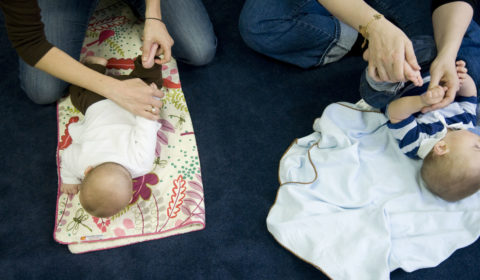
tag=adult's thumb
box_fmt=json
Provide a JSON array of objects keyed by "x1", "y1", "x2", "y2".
[
  {"x1": 428, "y1": 69, "x2": 443, "y2": 89},
  {"x1": 405, "y1": 42, "x2": 420, "y2": 71},
  {"x1": 142, "y1": 42, "x2": 158, "y2": 68}
]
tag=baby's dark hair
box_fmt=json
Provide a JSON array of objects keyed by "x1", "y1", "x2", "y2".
[{"x1": 421, "y1": 151, "x2": 480, "y2": 202}]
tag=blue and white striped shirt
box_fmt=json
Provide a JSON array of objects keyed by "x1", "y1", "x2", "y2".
[{"x1": 387, "y1": 92, "x2": 477, "y2": 159}]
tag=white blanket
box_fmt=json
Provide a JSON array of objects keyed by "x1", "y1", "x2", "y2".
[{"x1": 267, "y1": 102, "x2": 480, "y2": 279}]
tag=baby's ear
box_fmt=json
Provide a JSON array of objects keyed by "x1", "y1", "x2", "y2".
[
  {"x1": 84, "y1": 166, "x2": 93, "y2": 176},
  {"x1": 433, "y1": 140, "x2": 449, "y2": 156}
]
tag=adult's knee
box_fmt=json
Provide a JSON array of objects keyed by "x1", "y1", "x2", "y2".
[
  {"x1": 20, "y1": 75, "x2": 68, "y2": 105},
  {"x1": 238, "y1": 7, "x2": 263, "y2": 52},
  {"x1": 19, "y1": 63, "x2": 68, "y2": 104},
  {"x1": 190, "y1": 40, "x2": 216, "y2": 66},
  {"x1": 238, "y1": 6, "x2": 285, "y2": 56},
  {"x1": 177, "y1": 38, "x2": 217, "y2": 66}
]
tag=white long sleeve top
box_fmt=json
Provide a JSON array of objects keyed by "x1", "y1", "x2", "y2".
[{"x1": 60, "y1": 99, "x2": 161, "y2": 184}]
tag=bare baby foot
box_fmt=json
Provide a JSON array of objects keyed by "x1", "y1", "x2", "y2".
[{"x1": 456, "y1": 60, "x2": 467, "y2": 86}]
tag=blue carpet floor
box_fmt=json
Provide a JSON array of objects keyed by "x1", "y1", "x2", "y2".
[{"x1": 1, "y1": 1, "x2": 479, "y2": 279}]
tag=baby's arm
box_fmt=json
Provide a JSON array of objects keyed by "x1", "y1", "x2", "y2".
[
  {"x1": 60, "y1": 147, "x2": 82, "y2": 195},
  {"x1": 387, "y1": 86, "x2": 445, "y2": 123},
  {"x1": 130, "y1": 114, "x2": 161, "y2": 172},
  {"x1": 60, "y1": 183, "x2": 80, "y2": 195}
]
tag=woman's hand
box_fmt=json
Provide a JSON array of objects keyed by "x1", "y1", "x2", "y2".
[
  {"x1": 420, "y1": 54, "x2": 459, "y2": 113},
  {"x1": 142, "y1": 18, "x2": 174, "y2": 67},
  {"x1": 420, "y1": 1, "x2": 474, "y2": 113},
  {"x1": 365, "y1": 18, "x2": 420, "y2": 83},
  {"x1": 109, "y1": 78, "x2": 164, "y2": 121}
]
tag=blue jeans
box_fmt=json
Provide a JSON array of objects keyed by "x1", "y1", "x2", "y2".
[
  {"x1": 20, "y1": 0, "x2": 216, "y2": 104},
  {"x1": 239, "y1": 0, "x2": 432, "y2": 69}
]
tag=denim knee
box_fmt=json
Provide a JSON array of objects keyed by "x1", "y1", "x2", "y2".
[
  {"x1": 20, "y1": 71, "x2": 68, "y2": 104},
  {"x1": 238, "y1": 14, "x2": 290, "y2": 61},
  {"x1": 177, "y1": 39, "x2": 217, "y2": 66},
  {"x1": 238, "y1": 4, "x2": 277, "y2": 56},
  {"x1": 238, "y1": 8, "x2": 257, "y2": 48}
]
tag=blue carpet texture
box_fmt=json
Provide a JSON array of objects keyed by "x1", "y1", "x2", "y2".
[{"x1": 1, "y1": 1, "x2": 479, "y2": 279}]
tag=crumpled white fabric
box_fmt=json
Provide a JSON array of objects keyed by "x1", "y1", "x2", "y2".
[{"x1": 267, "y1": 102, "x2": 480, "y2": 280}]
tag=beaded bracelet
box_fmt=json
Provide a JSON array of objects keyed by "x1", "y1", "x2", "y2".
[{"x1": 359, "y1": 14, "x2": 383, "y2": 48}]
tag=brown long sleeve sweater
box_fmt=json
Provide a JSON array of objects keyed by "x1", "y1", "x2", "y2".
[{"x1": 0, "y1": 0, "x2": 53, "y2": 66}]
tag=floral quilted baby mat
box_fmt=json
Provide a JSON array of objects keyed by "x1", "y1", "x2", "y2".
[{"x1": 54, "y1": 0, "x2": 205, "y2": 254}]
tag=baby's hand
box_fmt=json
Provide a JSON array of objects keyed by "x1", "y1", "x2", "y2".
[
  {"x1": 421, "y1": 85, "x2": 446, "y2": 106},
  {"x1": 456, "y1": 60, "x2": 468, "y2": 86},
  {"x1": 61, "y1": 183, "x2": 80, "y2": 195}
]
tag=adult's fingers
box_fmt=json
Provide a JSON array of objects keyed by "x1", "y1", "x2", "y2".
[
  {"x1": 385, "y1": 43, "x2": 406, "y2": 82},
  {"x1": 421, "y1": 87, "x2": 455, "y2": 113},
  {"x1": 404, "y1": 63, "x2": 423, "y2": 86},
  {"x1": 368, "y1": 63, "x2": 380, "y2": 82},
  {"x1": 404, "y1": 40, "x2": 420, "y2": 71},
  {"x1": 139, "y1": 109, "x2": 160, "y2": 121},
  {"x1": 390, "y1": 53, "x2": 404, "y2": 82},
  {"x1": 428, "y1": 71, "x2": 442, "y2": 89},
  {"x1": 376, "y1": 65, "x2": 390, "y2": 82},
  {"x1": 435, "y1": 86, "x2": 456, "y2": 108},
  {"x1": 362, "y1": 49, "x2": 370, "y2": 62},
  {"x1": 151, "y1": 84, "x2": 165, "y2": 99},
  {"x1": 142, "y1": 40, "x2": 153, "y2": 66},
  {"x1": 142, "y1": 42, "x2": 158, "y2": 68},
  {"x1": 155, "y1": 45, "x2": 172, "y2": 65}
]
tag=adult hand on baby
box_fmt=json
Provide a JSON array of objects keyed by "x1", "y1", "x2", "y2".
[
  {"x1": 420, "y1": 55, "x2": 459, "y2": 113},
  {"x1": 142, "y1": 18, "x2": 174, "y2": 68},
  {"x1": 363, "y1": 18, "x2": 421, "y2": 83},
  {"x1": 110, "y1": 78, "x2": 164, "y2": 121}
]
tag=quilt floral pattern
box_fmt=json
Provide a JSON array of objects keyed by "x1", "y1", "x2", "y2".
[{"x1": 54, "y1": 0, "x2": 205, "y2": 253}]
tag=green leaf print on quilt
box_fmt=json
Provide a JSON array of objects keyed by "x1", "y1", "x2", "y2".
[
  {"x1": 106, "y1": 39, "x2": 125, "y2": 57},
  {"x1": 166, "y1": 89, "x2": 188, "y2": 113}
]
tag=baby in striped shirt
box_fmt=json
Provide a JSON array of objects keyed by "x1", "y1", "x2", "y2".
[{"x1": 386, "y1": 61, "x2": 480, "y2": 202}]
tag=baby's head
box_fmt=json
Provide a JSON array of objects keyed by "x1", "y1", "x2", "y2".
[
  {"x1": 79, "y1": 162, "x2": 133, "y2": 218},
  {"x1": 421, "y1": 129, "x2": 480, "y2": 202}
]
